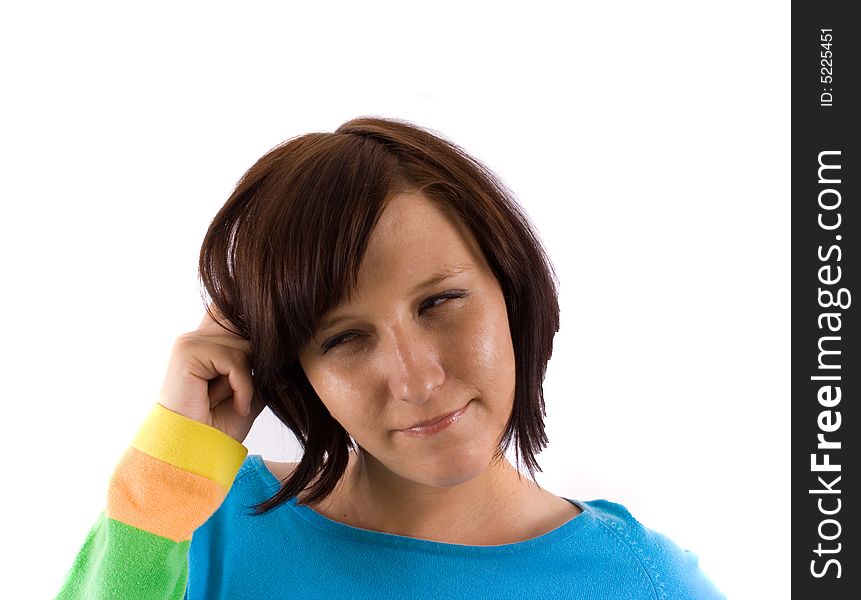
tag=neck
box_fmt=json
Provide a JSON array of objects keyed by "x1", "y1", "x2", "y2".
[{"x1": 323, "y1": 449, "x2": 545, "y2": 544}]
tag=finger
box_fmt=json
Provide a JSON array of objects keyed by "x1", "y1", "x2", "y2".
[
  {"x1": 214, "y1": 347, "x2": 255, "y2": 417},
  {"x1": 207, "y1": 376, "x2": 235, "y2": 406}
]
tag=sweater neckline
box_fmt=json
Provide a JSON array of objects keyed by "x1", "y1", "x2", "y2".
[{"x1": 249, "y1": 454, "x2": 592, "y2": 557}]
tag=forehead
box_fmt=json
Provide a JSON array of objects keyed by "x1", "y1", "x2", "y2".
[{"x1": 354, "y1": 192, "x2": 488, "y2": 292}]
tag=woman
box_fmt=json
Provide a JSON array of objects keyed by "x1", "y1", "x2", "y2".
[{"x1": 56, "y1": 117, "x2": 724, "y2": 599}]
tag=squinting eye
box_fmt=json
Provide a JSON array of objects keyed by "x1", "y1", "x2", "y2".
[
  {"x1": 321, "y1": 331, "x2": 361, "y2": 353},
  {"x1": 420, "y1": 290, "x2": 466, "y2": 312}
]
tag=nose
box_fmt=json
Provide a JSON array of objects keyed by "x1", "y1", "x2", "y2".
[{"x1": 382, "y1": 321, "x2": 445, "y2": 405}]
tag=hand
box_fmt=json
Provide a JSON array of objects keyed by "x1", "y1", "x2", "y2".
[{"x1": 156, "y1": 306, "x2": 265, "y2": 443}]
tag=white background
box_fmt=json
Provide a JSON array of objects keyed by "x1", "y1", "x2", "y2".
[{"x1": 1, "y1": 2, "x2": 788, "y2": 598}]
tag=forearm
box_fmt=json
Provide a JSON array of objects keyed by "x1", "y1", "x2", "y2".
[{"x1": 55, "y1": 403, "x2": 248, "y2": 600}]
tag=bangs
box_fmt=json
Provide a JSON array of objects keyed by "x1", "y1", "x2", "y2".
[{"x1": 201, "y1": 132, "x2": 408, "y2": 367}]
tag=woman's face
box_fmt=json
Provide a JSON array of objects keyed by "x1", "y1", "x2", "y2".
[{"x1": 298, "y1": 191, "x2": 516, "y2": 489}]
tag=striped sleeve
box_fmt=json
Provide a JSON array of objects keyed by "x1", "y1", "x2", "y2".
[{"x1": 55, "y1": 403, "x2": 249, "y2": 600}]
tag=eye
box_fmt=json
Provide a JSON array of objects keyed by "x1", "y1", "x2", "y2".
[
  {"x1": 420, "y1": 290, "x2": 466, "y2": 313},
  {"x1": 321, "y1": 331, "x2": 362, "y2": 354}
]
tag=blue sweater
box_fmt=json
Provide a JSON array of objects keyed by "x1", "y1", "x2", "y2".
[{"x1": 188, "y1": 455, "x2": 724, "y2": 599}]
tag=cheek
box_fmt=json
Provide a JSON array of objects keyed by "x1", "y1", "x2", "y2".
[
  {"x1": 300, "y1": 359, "x2": 377, "y2": 431},
  {"x1": 301, "y1": 343, "x2": 377, "y2": 398},
  {"x1": 452, "y1": 300, "x2": 515, "y2": 395}
]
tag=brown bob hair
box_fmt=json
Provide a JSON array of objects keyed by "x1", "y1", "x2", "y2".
[{"x1": 198, "y1": 116, "x2": 560, "y2": 516}]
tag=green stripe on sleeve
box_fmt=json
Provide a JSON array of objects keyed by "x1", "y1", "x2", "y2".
[{"x1": 55, "y1": 511, "x2": 190, "y2": 600}]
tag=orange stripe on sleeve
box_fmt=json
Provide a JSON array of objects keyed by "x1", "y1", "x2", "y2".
[{"x1": 106, "y1": 446, "x2": 228, "y2": 542}]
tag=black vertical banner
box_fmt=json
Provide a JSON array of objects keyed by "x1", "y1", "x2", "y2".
[{"x1": 792, "y1": 2, "x2": 859, "y2": 597}]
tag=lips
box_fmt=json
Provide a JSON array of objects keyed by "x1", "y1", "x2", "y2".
[
  {"x1": 406, "y1": 408, "x2": 462, "y2": 429},
  {"x1": 400, "y1": 402, "x2": 469, "y2": 437}
]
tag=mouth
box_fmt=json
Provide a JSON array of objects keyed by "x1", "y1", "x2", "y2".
[{"x1": 399, "y1": 402, "x2": 470, "y2": 438}]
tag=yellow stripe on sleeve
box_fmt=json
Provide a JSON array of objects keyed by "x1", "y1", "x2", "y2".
[{"x1": 131, "y1": 402, "x2": 249, "y2": 492}]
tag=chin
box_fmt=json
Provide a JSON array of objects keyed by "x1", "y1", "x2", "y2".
[{"x1": 404, "y1": 445, "x2": 496, "y2": 489}]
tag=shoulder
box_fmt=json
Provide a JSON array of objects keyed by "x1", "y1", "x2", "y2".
[
  {"x1": 582, "y1": 500, "x2": 726, "y2": 599},
  {"x1": 262, "y1": 459, "x2": 300, "y2": 481},
  {"x1": 227, "y1": 456, "x2": 300, "y2": 491}
]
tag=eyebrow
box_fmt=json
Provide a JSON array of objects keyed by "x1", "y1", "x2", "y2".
[
  {"x1": 410, "y1": 264, "x2": 473, "y2": 296},
  {"x1": 316, "y1": 264, "x2": 473, "y2": 334}
]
